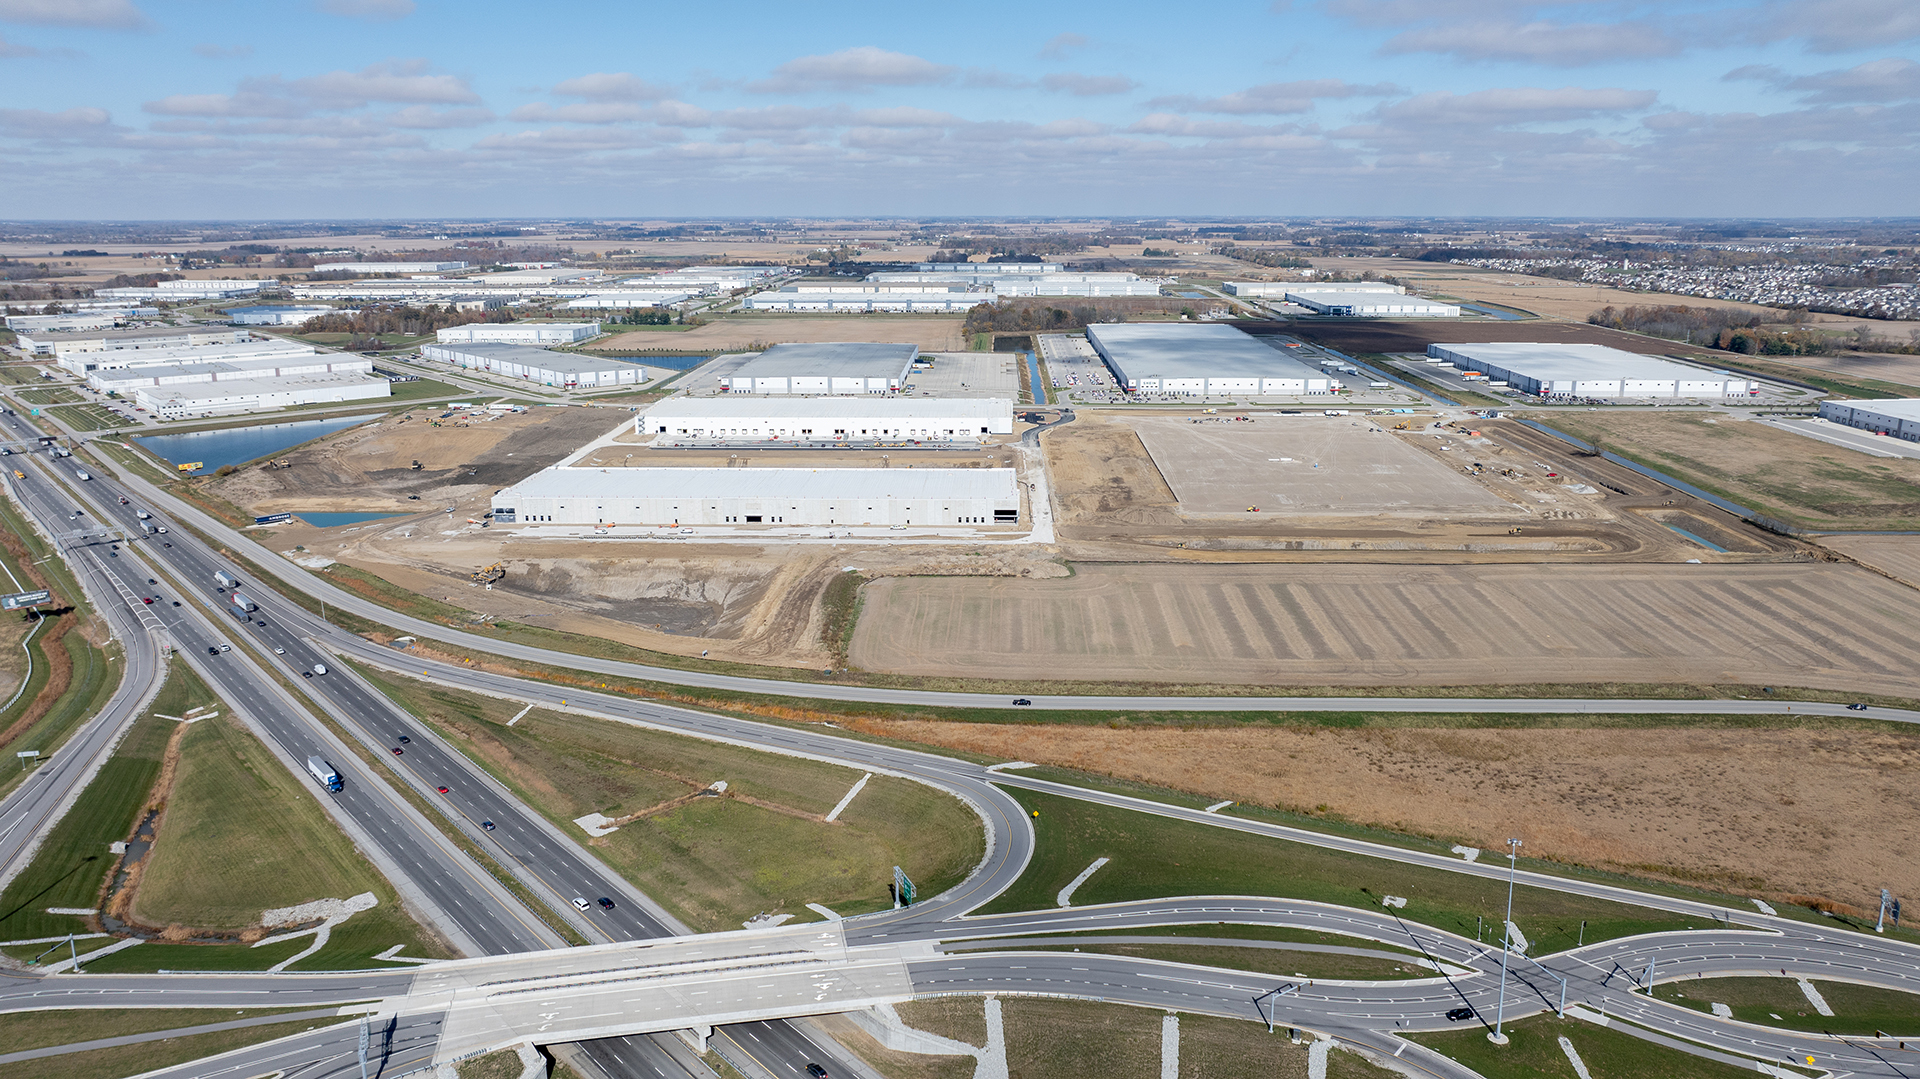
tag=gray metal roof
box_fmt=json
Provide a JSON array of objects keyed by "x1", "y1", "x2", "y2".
[
  {"x1": 728, "y1": 342, "x2": 918, "y2": 378},
  {"x1": 426, "y1": 341, "x2": 639, "y2": 374},
  {"x1": 502, "y1": 466, "x2": 1015, "y2": 501},
  {"x1": 1086, "y1": 323, "x2": 1330, "y2": 380},
  {"x1": 1832, "y1": 398, "x2": 1920, "y2": 421},
  {"x1": 1432, "y1": 343, "x2": 1736, "y2": 382}
]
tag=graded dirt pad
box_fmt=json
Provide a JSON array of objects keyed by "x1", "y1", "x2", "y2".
[
  {"x1": 214, "y1": 406, "x2": 627, "y2": 513},
  {"x1": 841, "y1": 718, "x2": 1920, "y2": 909},
  {"x1": 1538, "y1": 411, "x2": 1920, "y2": 531},
  {"x1": 593, "y1": 317, "x2": 967, "y2": 353},
  {"x1": 849, "y1": 562, "x2": 1920, "y2": 697},
  {"x1": 1819, "y1": 535, "x2": 1920, "y2": 589},
  {"x1": 1132, "y1": 414, "x2": 1506, "y2": 516}
]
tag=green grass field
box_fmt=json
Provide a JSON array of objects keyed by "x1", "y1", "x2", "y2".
[
  {"x1": 0, "y1": 1015, "x2": 341, "y2": 1079},
  {"x1": 1657, "y1": 977, "x2": 1920, "y2": 1037},
  {"x1": 1411, "y1": 1013, "x2": 1809, "y2": 1079},
  {"x1": 0, "y1": 1006, "x2": 323, "y2": 1054},
  {"x1": 12, "y1": 386, "x2": 83, "y2": 405},
  {"x1": 961, "y1": 940, "x2": 1426, "y2": 980},
  {"x1": 979, "y1": 788, "x2": 1701, "y2": 953},
  {"x1": 353, "y1": 664, "x2": 984, "y2": 931},
  {"x1": 0, "y1": 366, "x2": 44, "y2": 385},
  {"x1": 0, "y1": 683, "x2": 172, "y2": 940},
  {"x1": 44, "y1": 403, "x2": 137, "y2": 430},
  {"x1": 125, "y1": 707, "x2": 452, "y2": 968}
]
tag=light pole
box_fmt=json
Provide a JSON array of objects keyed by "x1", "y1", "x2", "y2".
[{"x1": 1491, "y1": 837, "x2": 1522, "y2": 1045}]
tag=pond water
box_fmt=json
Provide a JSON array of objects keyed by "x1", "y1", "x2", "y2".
[
  {"x1": 134, "y1": 414, "x2": 380, "y2": 472},
  {"x1": 296, "y1": 512, "x2": 411, "y2": 528}
]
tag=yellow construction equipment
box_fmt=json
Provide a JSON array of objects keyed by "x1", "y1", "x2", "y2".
[{"x1": 472, "y1": 562, "x2": 505, "y2": 585}]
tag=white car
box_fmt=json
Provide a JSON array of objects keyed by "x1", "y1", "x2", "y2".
[{"x1": 273, "y1": 647, "x2": 285, "y2": 655}]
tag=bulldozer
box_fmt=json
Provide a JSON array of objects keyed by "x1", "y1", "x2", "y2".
[{"x1": 471, "y1": 562, "x2": 505, "y2": 585}]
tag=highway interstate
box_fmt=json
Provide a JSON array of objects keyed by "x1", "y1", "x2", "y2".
[{"x1": 0, "y1": 428, "x2": 1916, "y2": 1079}]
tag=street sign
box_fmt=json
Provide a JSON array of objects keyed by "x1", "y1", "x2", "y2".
[
  {"x1": 254, "y1": 512, "x2": 292, "y2": 525},
  {"x1": 1, "y1": 589, "x2": 52, "y2": 610},
  {"x1": 892, "y1": 866, "x2": 916, "y2": 908}
]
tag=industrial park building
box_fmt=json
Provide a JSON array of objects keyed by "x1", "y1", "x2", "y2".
[
  {"x1": 1223, "y1": 281, "x2": 1403, "y2": 297},
  {"x1": 95, "y1": 279, "x2": 273, "y2": 301},
  {"x1": 744, "y1": 283, "x2": 988, "y2": 312},
  {"x1": 917, "y1": 263, "x2": 1063, "y2": 274},
  {"x1": 421, "y1": 342, "x2": 645, "y2": 388},
  {"x1": 4, "y1": 309, "x2": 155, "y2": 334},
  {"x1": 492, "y1": 467, "x2": 1019, "y2": 527},
  {"x1": 226, "y1": 304, "x2": 334, "y2": 326},
  {"x1": 1424, "y1": 343, "x2": 1752, "y2": 398},
  {"x1": 59, "y1": 338, "x2": 315, "y2": 376},
  {"x1": 638, "y1": 397, "x2": 1013, "y2": 443},
  {"x1": 1085, "y1": 323, "x2": 1337, "y2": 395},
  {"x1": 1285, "y1": 289, "x2": 1460, "y2": 317},
  {"x1": 1818, "y1": 398, "x2": 1920, "y2": 442},
  {"x1": 312, "y1": 261, "x2": 468, "y2": 273},
  {"x1": 435, "y1": 322, "x2": 601, "y2": 345},
  {"x1": 26, "y1": 326, "x2": 250, "y2": 363},
  {"x1": 719, "y1": 343, "x2": 918, "y2": 394},
  {"x1": 866, "y1": 271, "x2": 1161, "y2": 297},
  {"x1": 88, "y1": 354, "x2": 371, "y2": 395},
  {"x1": 563, "y1": 291, "x2": 694, "y2": 310},
  {"x1": 131, "y1": 372, "x2": 390, "y2": 419}
]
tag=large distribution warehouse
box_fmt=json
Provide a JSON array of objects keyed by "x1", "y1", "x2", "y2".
[
  {"x1": 492, "y1": 467, "x2": 1020, "y2": 527},
  {"x1": 638, "y1": 397, "x2": 1013, "y2": 443},
  {"x1": 24, "y1": 326, "x2": 247, "y2": 361},
  {"x1": 421, "y1": 342, "x2": 646, "y2": 387},
  {"x1": 1085, "y1": 323, "x2": 1337, "y2": 395},
  {"x1": 1819, "y1": 398, "x2": 1920, "y2": 442},
  {"x1": 720, "y1": 343, "x2": 918, "y2": 394},
  {"x1": 1424, "y1": 343, "x2": 1751, "y2": 398},
  {"x1": 88, "y1": 354, "x2": 370, "y2": 394},
  {"x1": 133, "y1": 372, "x2": 390, "y2": 419},
  {"x1": 435, "y1": 322, "x2": 601, "y2": 345},
  {"x1": 1286, "y1": 289, "x2": 1460, "y2": 317}
]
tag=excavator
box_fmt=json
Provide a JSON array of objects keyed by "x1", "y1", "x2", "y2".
[{"x1": 471, "y1": 562, "x2": 505, "y2": 585}]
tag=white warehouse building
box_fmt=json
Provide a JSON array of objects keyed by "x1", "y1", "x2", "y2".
[
  {"x1": 1286, "y1": 289, "x2": 1460, "y2": 317},
  {"x1": 4, "y1": 309, "x2": 155, "y2": 334},
  {"x1": 56, "y1": 337, "x2": 310, "y2": 376},
  {"x1": 1223, "y1": 281, "x2": 1403, "y2": 297},
  {"x1": 720, "y1": 343, "x2": 918, "y2": 394},
  {"x1": 1818, "y1": 398, "x2": 1920, "y2": 443},
  {"x1": 435, "y1": 322, "x2": 601, "y2": 345},
  {"x1": 492, "y1": 467, "x2": 1020, "y2": 528},
  {"x1": 132, "y1": 372, "x2": 390, "y2": 419},
  {"x1": 1086, "y1": 323, "x2": 1337, "y2": 396},
  {"x1": 563, "y1": 291, "x2": 694, "y2": 310},
  {"x1": 24, "y1": 326, "x2": 248, "y2": 361},
  {"x1": 639, "y1": 397, "x2": 1013, "y2": 444},
  {"x1": 313, "y1": 261, "x2": 468, "y2": 273},
  {"x1": 226, "y1": 304, "x2": 335, "y2": 326},
  {"x1": 89, "y1": 354, "x2": 369, "y2": 395},
  {"x1": 745, "y1": 283, "x2": 989, "y2": 312},
  {"x1": 1424, "y1": 343, "x2": 1752, "y2": 398},
  {"x1": 421, "y1": 342, "x2": 646, "y2": 388}
]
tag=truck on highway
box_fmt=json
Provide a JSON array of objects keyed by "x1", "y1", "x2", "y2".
[
  {"x1": 74, "y1": 470, "x2": 90, "y2": 481},
  {"x1": 230, "y1": 591, "x2": 258, "y2": 615},
  {"x1": 305, "y1": 756, "x2": 342, "y2": 792},
  {"x1": 213, "y1": 571, "x2": 237, "y2": 589}
]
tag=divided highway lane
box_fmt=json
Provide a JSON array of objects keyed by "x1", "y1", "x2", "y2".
[{"x1": 89, "y1": 448, "x2": 1917, "y2": 723}]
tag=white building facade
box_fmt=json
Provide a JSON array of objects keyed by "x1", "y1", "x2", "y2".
[
  {"x1": 421, "y1": 342, "x2": 644, "y2": 387},
  {"x1": 719, "y1": 342, "x2": 917, "y2": 394},
  {"x1": 132, "y1": 373, "x2": 390, "y2": 418},
  {"x1": 492, "y1": 467, "x2": 1020, "y2": 527},
  {"x1": 435, "y1": 322, "x2": 601, "y2": 345},
  {"x1": 1818, "y1": 398, "x2": 1920, "y2": 442},
  {"x1": 1086, "y1": 323, "x2": 1337, "y2": 395},
  {"x1": 1425, "y1": 343, "x2": 1752, "y2": 397},
  {"x1": 638, "y1": 397, "x2": 1013, "y2": 443}
]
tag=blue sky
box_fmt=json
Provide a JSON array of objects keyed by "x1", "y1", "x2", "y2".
[{"x1": 1, "y1": 0, "x2": 1916, "y2": 219}]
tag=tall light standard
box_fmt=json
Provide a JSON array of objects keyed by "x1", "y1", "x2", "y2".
[{"x1": 1490, "y1": 837, "x2": 1522, "y2": 1045}]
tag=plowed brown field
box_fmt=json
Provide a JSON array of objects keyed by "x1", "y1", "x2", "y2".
[{"x1": 849, "y1": 562, "x2": 1920, "y2": 696}]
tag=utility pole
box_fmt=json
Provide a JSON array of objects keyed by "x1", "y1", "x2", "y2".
[
  {"x1": 1491, "y1": 837, "x2": 1522, "y2": 1046},
  {"x1": 357, "y1": 1015, "x2": 370, "y2": 1079},
  {"x1": 1878, "y1": 889, "x2": 1894, "y2": 933}
]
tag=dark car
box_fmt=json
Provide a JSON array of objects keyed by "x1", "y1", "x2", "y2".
[
  {"x1": 256, "y1": 619, "x2": 266, "y2": 626},
  {"x1": 302, "y1": 670, "x2": 313, "y2": 678},
  {"x1": 481, "y1": 820, "x2": 495, "y2": 831},
  {"x1": 597, "y1": 897, "x2": 614, "y2": 911},
  {"x1": 147, "y1": 578, "x2": 155, "y2": 584},
  {"x1": 397, "y1": 734, "x2": 410, "y2": 743},
  {"x1": 1011, "y1": 698, "x2": 1032, "y2": 706},
  {"x1": 206, "y1": 646, "x2": 218, "y2": 655},
  {"x1": 806, "y1": 1065, "x2": 828, "y2": 1078},
  {"x1": 1847, "y1": 703, "x2": 1869, "y2": 711},
  {"x1": 171, "y1": 601, "x2": 180, "y2": 607},
  {"x1": 1445, "y1": 1007, "x2": 1475, "y2": 1022}
]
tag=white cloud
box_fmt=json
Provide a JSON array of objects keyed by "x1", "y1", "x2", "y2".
[
  {"x1": 314, "y1": 0, "x2": 414, "y2": 21},
  {"x1": 1380, "y1": 18, "x2": 1682, "y2": 65},
  {"x1": 1371, "y1": 86, "x2": 1658, "y2": 126},
  {"x1": 1040, "y1": 73, "x2": 1136, "y2": 96},
  {"x1": 1744, "y1": 0, "x2": 1920, "y2": 53},
  {"x1": 384, "y1": 105, "x2": 494, "y2": 129},
  {"x1": 293, "y1": 60, "x2": 480, "y2": 107},
  {"x1": 0, "y1": 0, "x2": 145, "y2": 29},
  {"x1": 144, "y1": 90, "x2": 308, "y2": 119},
  {"x1": 1039, "y1": 32, "x2": 1089, "y2": 59},
  {"x1": 851, "y1": 106, "x2": 962, "y2": 128},
  {"x1": 749, "y1": 46, "x2": 956, "y2": 93},
  {"x1": 552, "y1": 72, "x2": 671, "y2": 102},
  {"x1": 0, "y1": 105, "x2": 111, "y2": 137},
  {"x1": 509, "y1": 101, "x2": 652, "y2": 124},
  {"x1": 1785, "y1": 58, "x2": 1920, "y2": 103},
  {"x1": 1150, "y1": 79, "x2": 1403, "y2": 114}
]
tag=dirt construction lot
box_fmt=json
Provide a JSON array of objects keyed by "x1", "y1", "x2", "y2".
[
  {"x1": 594, "y1": 317, "x2": 967, "y2": 353},
  {"x1": 849, "y1": 562, "x2": 1920, "y2": 697},
  {"x1": 846, "y1": 717, "x2": 1920, "y2": 911},
  {"x1": 1134, "y1": 414, "x2": 1506, "y2": 516}
]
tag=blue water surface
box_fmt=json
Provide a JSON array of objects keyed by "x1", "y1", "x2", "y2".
[
  {"x1": 297, "y1": 512, "x2": 410, "y2": 528},
  {"x1": 135, "y1": 414, "x2": 380, "y2": 471}
]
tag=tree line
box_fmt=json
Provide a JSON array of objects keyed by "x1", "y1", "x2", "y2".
[{"x1": 963, "y1": 297, "x2": 1194, "y2": 333}]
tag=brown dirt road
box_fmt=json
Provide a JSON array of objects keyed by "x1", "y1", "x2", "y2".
[
  {"x1": 846, "y1": 717, "x2": 1920, "y2": 909},
  {"x1": 849, "y1": 561, "x2": 1920, "y2": 698}
]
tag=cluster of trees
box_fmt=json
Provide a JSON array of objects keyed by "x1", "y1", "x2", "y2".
[
  {"x1": 1588, "y1": 304, "x2": 1844, "y2": 356},
  {"x1": 296, "y1": 304, "x2": 514, "y2": 337},
  {"x1": 1215, "y1": 244, "x2": 1310, "y2": 268},
  {"x1": 963, "y1": 297, "x2": 1192, "y2": 333},
  {"x1": 615, "y1": 308, "x2": 675, "y2": 325}
]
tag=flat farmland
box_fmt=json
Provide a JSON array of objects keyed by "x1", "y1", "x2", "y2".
[
  {"x1": 1132, "y1": 415, "x2": 1505, "y2": 515},
  {"x1": 594, "y1": 316, "x2": 966, "y2": 353},
  {"x1": 1820, "y1": 534, "x2": 1920, "y2": 588},
  {"x1": 849, "y1": 562, "x2": 1920, "y2": 696}
]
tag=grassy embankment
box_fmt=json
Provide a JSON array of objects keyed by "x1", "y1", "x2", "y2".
[
  {"x1": 44, "y1": 403, "x2": 137, "y2": 431},
  {"x1": 351, "y1": 664, "x2": 983, "y2": 931},
  {"x1": 0, "y1": 659, "x2": 449, "y2": 969},
  {"x1": 981, "y1": 787, "x2": 1707, "y2": 953},
  {"x1": 12, "y1": 386, "x2": 84, "y2": 405},
  {"x1": 961, "y1": 939, "x2": 1425, "y2": 981},
  {"x1": 1655, "y1": 977, "x2": 1920, "y2": 1037},
  {"x1": 1412, "y1": 1012, "x2": 1814, "y2": 1079},
  {"x1": 0, "y1": 1013, "x2": 349, "y2": 1079},
  {"x1": 1538, "y1": 410, "x2": 1920, "y2": 532}
]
